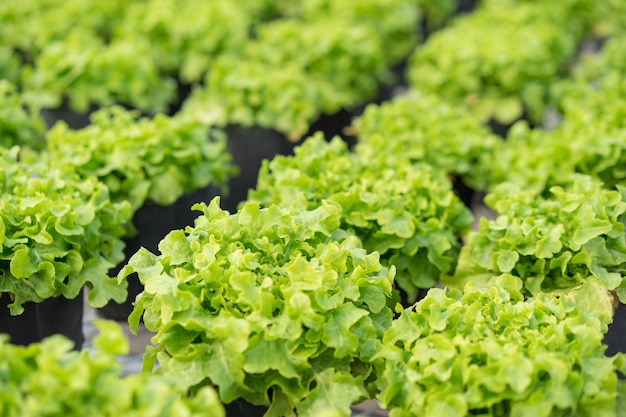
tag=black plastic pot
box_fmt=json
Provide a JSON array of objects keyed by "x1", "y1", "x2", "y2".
[
  {"x1": 604, "y1": 302, "x2": 626, "y2": 355},
  {"x1": 218, "y1": 125, "x2": 299, "y2": 214},
  {"x1": 98, "y1": 186, "x2": 217, "y2": 321},
  {"x1": 0, "y1": 289, "x2": 84, "y2": 350},
  {"x1": 224, "y1": 399, "x2": 269, "y2": 417},
  {"x1": 306, "y1": 107, "x2": 360, "y2": 148},
  {"x1": 40, "y1": 105, "x2": 95, "y2": 130},
  {"x1": 486, "y1": 118, "x2": 514, "y2": 138},
  {"x1": 457, "y1": 0, "x2": 478, "y2": 13},
  {"x1": 220, "y1": 108, "x2": 364, "y2": 213},
  {"x1": 603, "y1": 302, "x2": 626, "y2": 380},
  {"x1": 167, "y1": 80, "x2": 194, "y2": 116}
]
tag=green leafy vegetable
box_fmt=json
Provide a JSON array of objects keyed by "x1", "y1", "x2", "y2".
[
  {"x1": 181, "y1": 0, "x2": 424, "y2": 140},
  {"x1": 351, "y1": 91, "x2": 502, "y2": 191},
  {"x1": 0, "y1": 0, "x2": 127, "y2": 54},
  {"x1": 446, "y1": 175, "x2": 626, "y2": 303},
  {"x1": 44, "y1": 106, "x2": 236, "y2": 212},
  {"x1": 551, "y1": 35, "x2": 626, "y2": 134},
  {"x1": 0, "y1": 46, "x2": 20, "y2": 85},
  {"x1": 0, "y1": 80, "x2": 46, "y2": 151},
  {"x1": 281, "y1": 0, "x2": 423, "y2": 65},
  {"x1": 376, "y1": 275, "x2": 626, "y2": 417},
  {"x1": 113, "y1": 0, "x2": 255, "y2": 84},
  {"x1": 121, "y1": 198, "x2": 395, "y2": 416},
  {"x1": 0, "y1": 320, "x2": 224, "y2": 416},
  {"x1": 407, "y1": 2, "x2": 587, "y2": 124},
  {"x1": 488, "y1": 118, "x2": 626, "y2": 195},
  {"x1": 250, "y1": 133, "x2": 473, "y2": 302},
  {"x1": 0, "y1": 146, "x2": 131, "y2": 314},
  {"x1": 21, "y1": 33, "x2": 176, "y2": 114},
  {"x1": 490, "y1": 35, "x2": 626, "y2": 194},
  {"x1": 182, "y1": 18, "x2": 391, "y2": 140},
  {"x1": 182, "y1": 57, "x2": 325, "y2": 141}
]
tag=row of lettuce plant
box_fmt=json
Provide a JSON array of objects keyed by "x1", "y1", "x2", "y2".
[
  {"x1": 117, "y1": 174, "x2": 626, "y2": 415},
  {"x1": 425, "y1": 0, "x2": 626, "y2": 327},
  {"x1": 0, "y1": 51, "x2": 242, "y2": 412},
  {"x1": 0, "y1": 0, "x2": 460, "y2": 141},
  {"x1": 2, "y1": 2, "x2": 626, "y2": 417},
  {"x1": 0, "y1": 0, "x2": 262, "y2": 114},
  {"x1": 440, "y1": 0, "x2": 626, "y2": 364},
  {"x1": 178, "y1": 0, "x2": 429, "y2": 140},
  {"x1": 0, "y1": 320, "x2": 225, "y2": 416},
  {"x1": 487, "y1": 34, "x2": 626, "y2": 195},
  {"x1": 115, "y1": 16, "x2": 626, "y2": 409},
  {"x1": 2, "y1": 84, "x2": 624, "y2": 417},
  {"x1": 347, "y1": 23, "x2": 626, "y2": 306},
  {"x1": 117, "y1": 77, "x2": 626, "y2": 415},
  {"x1": 125, "y1": 194, "x2": 623, "y2": 417}
]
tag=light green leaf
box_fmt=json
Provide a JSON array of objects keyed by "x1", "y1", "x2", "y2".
[
  {"x1": 322, "y1": 304, "x2": 368, "y2": 358},
  {"x1": 496, "y1": 250, "x2": 519, "y2": 273},
  {"x1": 9, "y1": 247, "x2": 39, "y2": 278},
  {"x1": 493, "y1": 96, "x2": 523, "y2": 125},
  {"x1": 92, "y1": 320, "x2": 130, "y2": 356},
  {"x1": 159, "y1": 230, "x2": 193, "y2": 265},
  {"x1": 297, "y1": 369, "x2": 367, "y2": 417},
  {"x1": 244, "y1": 338, "x2": 301, "y2": 379}
]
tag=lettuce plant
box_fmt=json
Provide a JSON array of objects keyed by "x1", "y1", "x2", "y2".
[
  {"x1": 182, "y1": 57, "x2": 325, "y2": 141},
  {"x1": 350, "y1": 91, "x2": 502, "y2": 191},
  {"x1": 446, "y1": 175, "x2": 626, "y2": 303},
  {"x1": 113, "y1": 0, "x2": 255, "y2": 84},
  {"x1": 0, "y1": 80, "x2": 46, "y2": 151},
  {"x1": 43, "y1": 106, "x2": 236, "y2": 213},
  {"x1": 551, "y1": 35, "x2": 626, "y2": 130},
  {"x1": 249, "y1": 133, "x2": 473, "y2": 302},
  {"x1": 490, "y1": 36, "x2": 626, "y2": 194},
  {"x1": 595, "y1": 0, "x2": 626, "y2": 35},
  {"x1": 376, "y1": 275, "x2": 626, "y2": 417},
  {"x1": 0, "y1": 320, "x2": 224, "y2": 416},
  {"x1": 284, "y1": 0, "x2": 423, "y2": 65},
  {"x1": 406, "y1": 2, "x2": 586, "y2": 125},
  {"x1": 0, "y1": 146, "x2": 131, "y2": 314},
  {"x1": 489, "y1": 120, "x2": 626, "y2": 195},
  {"x1": 479, "y1": 0, "x2": 600, "y2": 28},
  {"x1": 121, "y1": 198, "x2": 395, "y2": 417},
  {"x1": 0, "y1": 0, "x2": 127, "y2": 55},
  {"x1": 182, "y1": 17, "x2": 391, "y2": 141},
  {"x1": 20, "y1": 33, "x2": 176, "y2": 114}
]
